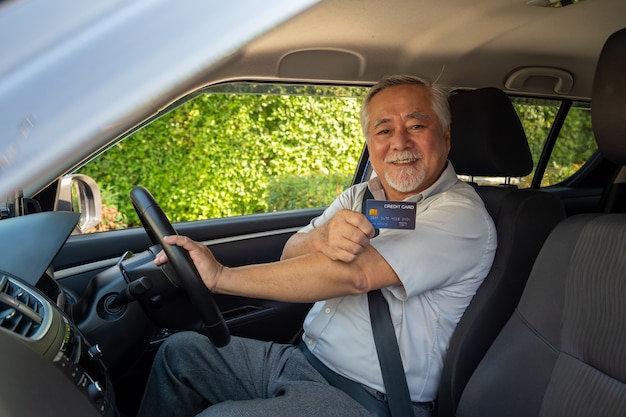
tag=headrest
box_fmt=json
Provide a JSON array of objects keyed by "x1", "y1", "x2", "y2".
[
  {"x1": 591, "y1": 28, "x2": 626, "y2": 166},
  {"x1": 449, "y1": 87, "x2": 533, "y2": 177}
]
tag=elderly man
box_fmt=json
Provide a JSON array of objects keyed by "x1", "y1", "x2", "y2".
[{"x1": 137, "y1": 75, "x2": 496, "y2": 417}]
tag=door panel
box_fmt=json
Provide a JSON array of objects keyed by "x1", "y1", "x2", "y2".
[
  {"x1": 53, "y1": 208, "x2": 323, "y2": 343},
  {"x1": 546, "y1": 186, "x2": 603, "y2": 217}
]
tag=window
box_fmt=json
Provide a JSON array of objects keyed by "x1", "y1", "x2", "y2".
[
  {"x1": 77, "y1": 83, "x2": 369, "y2": 231},
  {"x1": 540, "y1": 102, "x2": 595, "y2": 187},
  {"x1": 77, "y1": 85, "x2": 599, "y2": 233}
]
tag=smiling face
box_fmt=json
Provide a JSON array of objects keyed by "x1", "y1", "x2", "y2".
[{"x1": 365, "y1": 84, "x2": 451, "y2": 201}]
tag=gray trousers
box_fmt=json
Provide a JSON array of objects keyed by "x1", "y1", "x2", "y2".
[{"x1": 136, "y1": 332, "x2": 372, "y2": 417}]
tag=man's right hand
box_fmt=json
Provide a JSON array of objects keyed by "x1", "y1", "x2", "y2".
[
  {"x1": 154, "y1": 235, "x2": 224, "y2": 293},
  {"x1": 314, "y1": 209, "x2": 376, "y2": 263}
]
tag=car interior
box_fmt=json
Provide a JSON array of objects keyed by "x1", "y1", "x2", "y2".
[{"x1": 0, "y1": 0, "x2": 625, "y2": 416}]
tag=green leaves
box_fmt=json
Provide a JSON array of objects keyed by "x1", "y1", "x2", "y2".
[
  {"x1": 513, "y1": 100, "x2": 596, "y2": 187},
  {"x1": 79, "y1": 87, "x2": 366, "y2": 228}
]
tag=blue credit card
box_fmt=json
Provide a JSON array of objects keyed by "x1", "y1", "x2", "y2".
[{"x1": 365, "y1": 200, "x2": 417, "y2": 230}]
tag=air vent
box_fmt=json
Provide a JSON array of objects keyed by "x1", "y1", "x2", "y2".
[{"x1": 0, "y1": 274, "x2": 48, "y2": 339}]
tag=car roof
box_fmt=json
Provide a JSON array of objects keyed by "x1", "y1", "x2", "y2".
[
  {"x1": 1, "y1": 0, "x2": 625, "y2": 198},
  {"x1": 224, "y1": 0, "x2": 626, "y2": 100}
]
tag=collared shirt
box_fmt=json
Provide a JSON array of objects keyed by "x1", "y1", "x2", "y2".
[{"x1": 299, "y1": 162, "x2": 497, "y2": 402}]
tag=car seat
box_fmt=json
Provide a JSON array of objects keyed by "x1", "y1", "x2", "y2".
[
  {"x1": 455, "y1": 27, "x2": 626, "y2": 417},
  {"x1": 436, "y1": 87, "x2": 566, "y2": 417}
]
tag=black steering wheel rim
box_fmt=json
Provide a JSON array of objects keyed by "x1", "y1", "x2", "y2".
[{"x1": 130, "y1": 186, "x2": 230, "y2": 347}]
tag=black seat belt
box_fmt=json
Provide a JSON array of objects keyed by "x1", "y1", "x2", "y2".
[{"x1": 361, "y1": 188, "x2": 414, "y2": 417}]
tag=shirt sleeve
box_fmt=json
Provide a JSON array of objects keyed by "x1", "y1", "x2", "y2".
[{"x1": 370, "y1": 187, "x2": 496, "y2": 300}]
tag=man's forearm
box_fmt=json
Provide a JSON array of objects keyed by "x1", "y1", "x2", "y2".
[
  {"x1": 217, "y1": 251, "x2": 367, "y2": 303},
  {"x1": 159, "y1": 234, "x2": 400, "y2": 303}
]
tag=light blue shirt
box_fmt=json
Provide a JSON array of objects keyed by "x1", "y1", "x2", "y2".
[{"x1": 299, "y1": 162, "x2": 497, "y2": 402}]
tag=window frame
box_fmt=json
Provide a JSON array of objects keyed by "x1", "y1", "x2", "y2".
[{"x1": 74, "y1": 82, "x2": 601, "y2": 233}]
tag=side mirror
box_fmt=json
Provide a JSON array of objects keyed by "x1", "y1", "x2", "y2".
[{"x1": 55, "y1": 174, "x2": 102, "y2": 233}]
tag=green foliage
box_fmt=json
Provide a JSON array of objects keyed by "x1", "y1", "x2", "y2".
[
  {"x1": 268, "y1": 172, "x2": 350, "y2": 211},
  {"x1": 513, "y1": 100, "x2": 595, "y2": 187},
  {"x1": 78, "y1": 89, "x2": 365, "y2": 228},
  {"x1": 544, "y1": 106, "x2": 595, "y2": 186}
]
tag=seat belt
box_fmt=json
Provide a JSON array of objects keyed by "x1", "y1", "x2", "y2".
[{"x1": 361, "y1": 188, "x2": 414, "y2": 417}]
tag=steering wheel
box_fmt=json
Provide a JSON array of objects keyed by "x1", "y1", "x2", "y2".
[{"x1": 130, "y1": 186, "x2": 230, "y2": 347}]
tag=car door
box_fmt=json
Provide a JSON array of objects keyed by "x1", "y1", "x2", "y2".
[
  {"x1": 53, "y1": 207, "x2": 320, "y2": 344},
  {"x1": 50, "y1": 82, "x2": 370, "y2": 345}
]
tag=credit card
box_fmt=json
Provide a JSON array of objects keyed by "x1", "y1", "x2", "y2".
[{"x1": 365, "y1": 200, "x2": 416, "y2": 230}]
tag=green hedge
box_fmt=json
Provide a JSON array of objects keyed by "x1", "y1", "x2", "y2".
[{"x1": 79, "y1": 92, "x2": 364, "y2": 228}]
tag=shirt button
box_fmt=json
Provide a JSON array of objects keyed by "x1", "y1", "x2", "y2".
[
  {"x1": 324, "y1": 307, "x2": 331, "y2": 314},
  {"x1": 306, "y1": 338, "x2": 313, "y2": 346}
]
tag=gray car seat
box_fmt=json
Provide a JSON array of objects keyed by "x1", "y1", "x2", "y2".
[
  {"x1": 455, "y1": 27, "x2": 626, "y2": 417},
  {"x1": 436, "y1": 87, "x2": 566, "y2": 417}
]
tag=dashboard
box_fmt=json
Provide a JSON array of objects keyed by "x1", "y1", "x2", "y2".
[{"x1": 0, "y1": 212, "x2": 117, "y2": 417}]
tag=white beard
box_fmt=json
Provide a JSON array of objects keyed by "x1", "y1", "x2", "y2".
[
  {"x1": 384, "y1": 164, "x2": 425, "y2": 193},
  {"x1": 383, "y1": 151, "x2": 425, "y2": 193}
]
